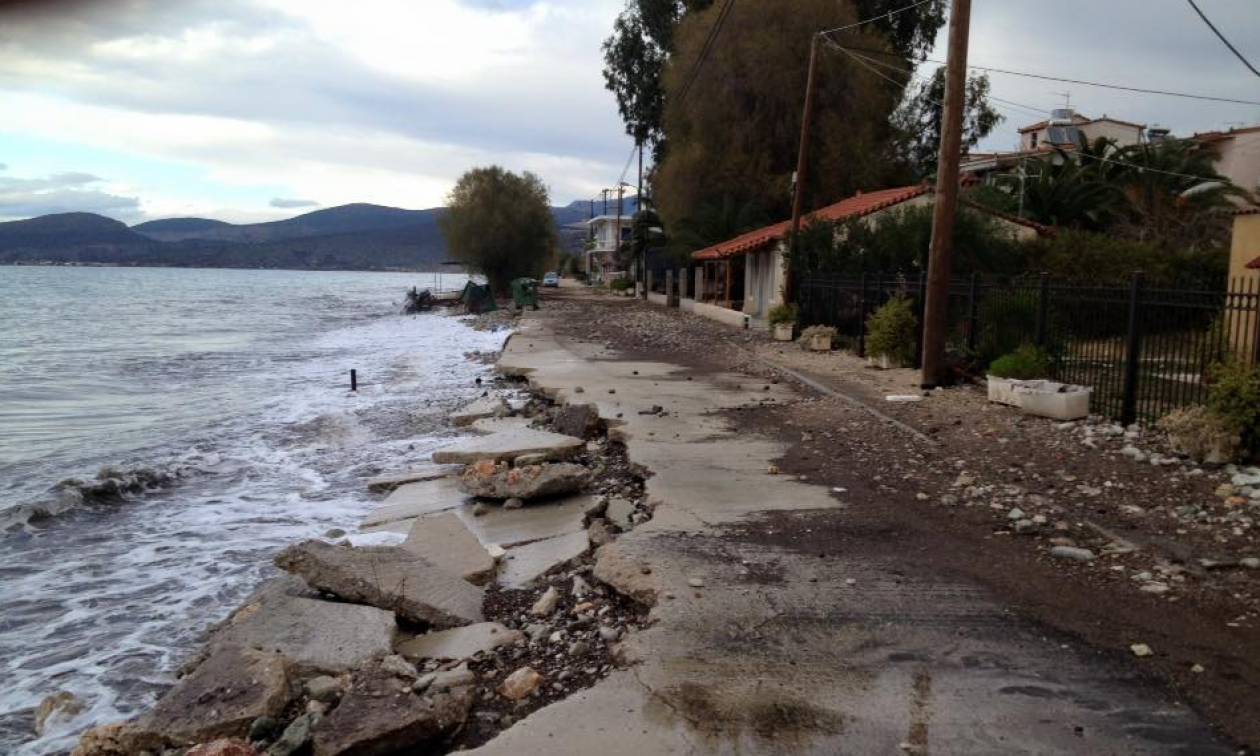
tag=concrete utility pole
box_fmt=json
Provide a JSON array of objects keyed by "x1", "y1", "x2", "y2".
[
  {"x1": 785, "y1": 33, "x2": 821, "y2": 306},
  {"x1": 920, "y1": 0, "x2": 972, "y2": 388}
]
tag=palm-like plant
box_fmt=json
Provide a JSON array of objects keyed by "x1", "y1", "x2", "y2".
[
  {"x1": 1111, "y1": 139, "x2": 1243, "y2": 249},
  {"x1": 1021, "y1": 141, "x2": 1125, "y2": 230}
]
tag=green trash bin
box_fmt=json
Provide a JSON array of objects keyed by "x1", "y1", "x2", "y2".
[{"x1": 511, "y1": 278, "x2": 539, "y2": 310}]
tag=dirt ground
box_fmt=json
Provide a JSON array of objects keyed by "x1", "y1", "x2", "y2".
[{"x1": 536, "y1": 285, "x2": 1260, "y2": 751}]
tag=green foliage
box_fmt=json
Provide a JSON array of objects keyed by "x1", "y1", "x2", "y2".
[
  {"x1": 1022, "y1": 229, "x2": 1226, "y2": 286},
  {"x1": 974, "y1": 293, "x2": 1038, "y2": 367},
  {"x1": 866, "y1": 297, "x2": 917, "y2": 366},
  {"x1": 609, "y1": 277, "x2": 634, "y2": 292},
  {"x1": 1207, "y1": 359, "x2": 1260, "y2": 451},
  {"x1": 892, "y1": 69, "x2": 1004, "y2": 179},
  {"x1": 987, "y1": 344, "x2": 1051, "y2": 379},
  {"x1": 768, "y1": 303, "x2": 798, "y2": 326},
  {"x1": 440, "y1": 166, "x2": 557, "y2": 295}
]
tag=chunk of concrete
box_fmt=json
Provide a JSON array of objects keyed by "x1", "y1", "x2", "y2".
[
  {"x1": 458, "y1": 460, "x2": 591, "y2": 501},
  {"x1": 431, "y1": 428, "x2": 584, "y2": 464},
  {"x1": 140, "y1": 647, "x2": 293, "y2": 745},
  {"x1": 311, "y1": 664, "x2": 473, "y2": 756},
  {"x1": 553, "y1": 403, "x2": 597, "y2": 439},
  {"x1": 395, "y1": 622, "x2": 523, "y2": 662},
  {"x1": 592, "y1": 542, "x2": 659, "y2": 607},
  {"x1": 364, "y1": 477, "x2": 470, "y2": 527},
  {"x1": 469, "y1": 416, "x2": 534, "y2": 434},
  {"x1": 450, "y1": 396, "x2": 506, "y2": 427},
  {"x1": 498, "y1": 531, "x2": 590, "y2": 589},
  {"x1": 605, "y1": 497, "x2": 636, "y2": 530},
  {"x1": 402, "y1": 512, "x2": 496, "y2": 585},
  {"x1": 275, "y1": 540, "x2": 483, "y2": 628},
  {"x1": 436, "y1": 495, "x2": 591, "y2": 548},
  {"x1": 366, "y1": 465, "x2": 461, "y2": 494},
  {"x1": 207, "y1": 591, "x2": 395, "y2": 675}
]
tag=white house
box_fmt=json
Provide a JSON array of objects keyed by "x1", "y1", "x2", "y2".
[
  {"x1": 1019, "y1": 110, "x2": 1146, "y2": 151},
  {"x1": 584, "y1": 214, "x2": 632, "y2": 280},
  {"x1": 1197, "y1": 125, "x2": 1260, "y2": 202}
]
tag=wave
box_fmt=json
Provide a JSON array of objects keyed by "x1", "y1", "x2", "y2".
[{"x1": 2, "y1": 463, "x2": 196, "y2": 532}]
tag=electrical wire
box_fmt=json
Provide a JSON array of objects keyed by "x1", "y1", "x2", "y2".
[
  {"x1": 1185, "y1": 0, "x2": 1260, "y2": 79},
  {"x1": 817, "y1": 0, "x2": 939, "y2": 39},
  {"x1": 677, "y1": 0, "x2": 736, "y2": 103}
]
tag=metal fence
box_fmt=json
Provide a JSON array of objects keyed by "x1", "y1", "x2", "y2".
[{"x1": 797, "y1": 271, "x2": 1260, "y2": 425}]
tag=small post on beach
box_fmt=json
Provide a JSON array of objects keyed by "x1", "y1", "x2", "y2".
[{"x1": 350, "y1": 369, "x2": 358, "y2": 392}]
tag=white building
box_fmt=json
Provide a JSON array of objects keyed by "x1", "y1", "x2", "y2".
[
  {"x1": 1018, "y1": 110, "x2": 1146, "y2": 151},
  {"x1": 584, "y1": 214, "x2": 632, "y2": 280}
]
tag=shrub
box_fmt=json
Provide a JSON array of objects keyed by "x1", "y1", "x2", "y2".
[
  {"x1": 988, "y1": 344, "x2": 1051, "y2": 379},
  {"x1": 1207, "y1": 358, "x2": 1260, "y2": 451},
  {"x1": 974, "y1": 293, "x2": 1039, "y2": 367},
  {"x1": 799, "y1": 325, "x2": 837, "y2": 350},
  {"x1": 609, "y1": 278, "x2": 633, "y2": 292},
  {"x1": 1157, "y1": 406, "x2": 1243, "y2": 464},
  {"x1": 866, "y1": 297, "x2": 917, "y2": 366},
  {"x1": 768, "y1": 303, "x2": 798, "y2": 326}
]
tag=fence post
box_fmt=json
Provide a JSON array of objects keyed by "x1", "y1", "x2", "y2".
[
  {"x1": 1034, "y1": 272, "x2": 1050, "y2": 347},
  {"x1": 1121, "y1": 271, "x2": 1145, "y2": 426},
  {"x1": 857, "y1": 272, "x2": 868, "y2": 357},
  {"x1": 966, "y1": 272, "x2": 979, "y2": 353}
]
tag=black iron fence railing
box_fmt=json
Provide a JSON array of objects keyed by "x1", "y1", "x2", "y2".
[{"x1": 797, "y1": 271, "x2": 1260, "y2": 425}]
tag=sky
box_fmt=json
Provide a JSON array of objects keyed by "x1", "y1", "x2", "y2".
[{"x1": 0, "y1": 0, "x2": 1257, "y2": 224}]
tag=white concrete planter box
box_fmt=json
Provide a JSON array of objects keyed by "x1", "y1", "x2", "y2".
[
  {"x1": 986, "y1": 375, "x2": 1021, "y2": 406},
  {"x1": 807, "y1": 334, "x2": 832, "y2": 352},
  {"x1": 773, "y1": 323, "x2": 794, "y2": 342},
  {"x1": 867, "y1": 354, "x2": 894, "y2": 370},
  {"x1": 646, "y1": 292, "x2": 668, "y2": 306},
  {"x1": 1013, "y1": 380, "x2": 1091, "y2": 421}
]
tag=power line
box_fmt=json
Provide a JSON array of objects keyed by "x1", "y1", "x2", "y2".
[
  {"x1": 817, "y1": 0, "x2": 938, "y2": 39},
  {"x1": 831, "y1": 42, "x2": 1260, "y2": 107},
  {"x1": 1185, "y1": 0, "x2": 1260, "y2": 79},
  {"x1": 677, "y1": 0, "x2": 736, "y2": 103}
]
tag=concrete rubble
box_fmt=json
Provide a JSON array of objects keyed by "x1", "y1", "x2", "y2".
[
  {"x1": 458, "y1": 459, "x2": 591, "y2": 500},
  {"x1": 401, "y1": 512, "x2": 497, "y2": 585},
  {"x1": 362, "y1": 476, "x2": 470, "y2": 528},
  {"x1": 396, "y1": 622, "x2": 523, "y2": 662},
  {"x1": 431, "y1": 427, "x2": 584, "y2": 464}
]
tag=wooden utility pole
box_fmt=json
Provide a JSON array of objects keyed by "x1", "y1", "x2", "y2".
[
  {"x1": 920, "y1": 0, "x2": 972, "y2": 388},
  {"x1": 784, "y1": 33, "x2": 821, "y2": 306},
  {"x1": 637, "y1": 142, "x2": 645, "y2": 297}
]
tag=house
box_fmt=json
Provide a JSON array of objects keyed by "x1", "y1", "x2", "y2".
[
  {"x1": 690, "y1": 184, "x2": 1052, "y2": 323},
  {"x1": 1195, "y1": 125, "x2": 1260, "y2": 201},
  {"x1": 583, "y1": 214, "x2": 633, "y2": 281},
  {"x1": 1019, "y1": 110, "x2": 1146, "y2": 151},
  {"x1": 1228, "y1": 207, "x2": 1260, "y2": 360}
]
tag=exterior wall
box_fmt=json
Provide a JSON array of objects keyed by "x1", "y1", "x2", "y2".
[
  {"x1": 1213, "y1": 132, "x2": 1260, "y2": 202},
  {"x1": 1079, "y1": 121, "x2": 1144, "y2": 147},
  {"x1": 589, "y1": 218, "x2": 632, "y2": 253},
  {"x1": 741, "y1": 244, "x2": 788, "y2": 320},
  {"x1": 1228, "y1": 213, "x2": 1260, "y2": 360}
]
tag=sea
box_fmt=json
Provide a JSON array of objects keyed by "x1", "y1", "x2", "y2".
[{"x1": 0, "y1": 266, "x2": 507, "y2": 754}]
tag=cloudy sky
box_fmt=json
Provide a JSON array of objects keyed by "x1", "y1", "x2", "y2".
[{"x1": 0, "y1": 0, "x2": 1257, "y2": 224}]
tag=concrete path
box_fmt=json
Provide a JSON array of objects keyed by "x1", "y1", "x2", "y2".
[{"x1": 468, "y1": 318, "x2": 1229, "y2": 755}]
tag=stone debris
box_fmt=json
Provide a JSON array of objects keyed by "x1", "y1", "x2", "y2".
[
  {"x1": 587, "y1": 518, "x2": 615, "y2": 547},
  {"x1": 553, "y1": 404, "x2": 597, "y2": 438},
  {"x1": 275, "y1": 540, "x2": 484, "y2": 628},
  {"x1": 304, "y1": 676, "x2": 342, "y2": 703},
  {"x1": 530, "y1": 586, "x2": 561, "y2": 616},
  {"x1": 432, "y1": 428, "x2": 585, "y2": 465},
  {"x1": 1050, "y1": 546, "x2": 1096, "y2": 562},
  {"x1": 458, "y1": 459, "x2": 592, "y2": 501},
  {"x1": 1130, "y1": 643, "x2": 1154, "y2": 658},
  {"x1": 415, "y1": 664, "x2": 477, "y2": 693},
  {"x1": 396, "y1": 622, "x2": 524, "y2": 662},
  {"x1": 401, "y1": 512, "x2": 497, "y2": 585},
  {"x1": 604, "y1": 497, "x2": 636, "y2": 531},
  {"x1": 187, "y1": 740, "x2": 258, "y2": 756},
  {"x1": 499, "y1": 666, "x2": 543, "y2": 700},
  {"x1": 267, "y1": 713, "x2": 317, "y2": 756}
]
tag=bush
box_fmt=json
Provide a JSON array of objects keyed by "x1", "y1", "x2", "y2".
[
  {"x1": 609, "y1": 278, "x2": 633, "y2": 292},
  {"x1": 1157, "y1": 406, "x2": 1243, "y2": 464},
  {"x1": 768, "y1": 303, "x2": 798, "y2": 326},
  {"x1": 866, "y1": 297, "x2": 917, "y2": 366},
  {"x1": 1207, "y1": 358, "x2": 1260, "y2": 451},
  {"x1": 988, "y1": 344, "x2": 1051, "y2": 379}
]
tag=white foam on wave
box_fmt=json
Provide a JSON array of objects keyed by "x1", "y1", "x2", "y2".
[{"x1": 0, "y1": 310, "x2": 508, "y2": 755}]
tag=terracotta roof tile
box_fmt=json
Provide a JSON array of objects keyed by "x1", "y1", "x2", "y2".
[{"x1": 1248, "y1": 256, "x2": 1260, "y2": 270}]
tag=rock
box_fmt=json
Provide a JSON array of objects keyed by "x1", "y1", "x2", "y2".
[
  {"x1": 472, "y1": 503, "x2": 489, "y2": 517},
  {"x1": 324, "y1": 528, "x2": 347, "y2": 539},
  {"x1": 267, "y1": 714, "x2": 317, "y2": 756},
  {"x1": 401, "y1": 512, "x2": 496, "y2": 585},
  {"x1": 504, "y1": 497, "x2": 524, "y2": 509},
  {"x1": 72, "y1": 723, "x2": 168, "y2": 756},
  {"x1": 499, "y1": 666, "x2": 543, "y2": 700},
  {"x1": 1130, "y1": 643, "x2": 1153, "y2": 658},
  {"x1": 524, "y1": 623, "x2": 549, "y2": 642},
  {"x1": 598, "y1": 625, "x2": 621, "y2": 643},
  {"x1": 1013, "y1": 519, "x2": 1038, "y2": 535},
  {"x1": 568, "y1": 640, "x2": 591, "y2": 657},
  {"x1": 687, "y1": 577, "x2": 705, "y2": 588},
  {"x1": 498, "y1": 531, "x2": 589, "y2": 589},
  {"x1": 415, "y1": 664, "x2": 477, "y2": 693},
  {"x1": 553, "y1": 403, "x2": 597, "y2": 439},
  {"x1": 396, "y1": 622, "x2": 524, "y2": 662},
  {"x1": 458, "y1": 460, "x2": 592, "y2": 501},
  {"x1": 530, "y1": 587, "x2": 561, "y2": 616},
  {"x1": 187, "y1": 740, "x2": 260, "y2": 756},
  {"x1": 605, "y1": 498, "x2": 636, "y2": 530},
  {"x1": 248, "y1": 716, "x2": 280, "y2": 742},
  {"x1": 1007, "y1": 508, "x2": 1026, "y2": 521},
  {"x1": 1139, "y1": 582, "x2": 1170, "y2": 595},
  {"x1": 1215, "y1": 483, "x2": 1237, "y2": 499},
  {"x1": 584, "y1": 497, "x2": 609, "y2": 518},
  {"x1": 571, "y1": 575, "x2": 591, "y2": 598},
  {"x1": 34, "y1": 691, "x2": 84, "y2": 736},
  {"x1": 142, "y1": 647, "x2": 293, "y2": 745},
  {"x1": 514, "y1": 453, "x2": 549, "y2": 466},
  {"x1": 311, "y1": 665, "x2": 472, "y2": 756},
  {"x1": 1240, "y1": 557, "x2": 1260, "y2": 569},
  {"x1": 593, "y1": 543, "x2": 658, "y2": 606},
  {"x1": 587, "y1": 519, "x2": 614, "y2": 547},
  {"x1": 450, "y1": 396, "x2": 507, "y2": 428},
  {"x1": 380, "y1": 654, "x2": 418, "y2": 678},
  {"x1": 364, "y1": 477, "x2": 470, "y2": 527},
  {"x1": 304, "y1": 676, "x2": 342, "y2": 703},
  {"x1": 275, "y1": 540, "x2": 483, "y2": 628},
  {"x1": 1050, "y1": 546, "x2": 1096, "y2": 562},
  {"x1": 432, "y1": 428, "x2": 585, "y2": 465}
]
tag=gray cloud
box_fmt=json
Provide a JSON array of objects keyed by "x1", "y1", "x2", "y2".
[
  {"x1": 0, "y1": 171, "x2": 140, "y2": 222},
  {"x1": 269, "y1": 197, "x2": 319, "y2": 208}
]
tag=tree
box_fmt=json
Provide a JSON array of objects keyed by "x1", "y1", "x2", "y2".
[
  {"x1": 439, "y1": 166, "x2": 557, "y2": 295},
  {"x1": 892, "y1": 68, "x2": 1003, "y2": 179},
  {"x1": 652, "y1": 0, "x2": 946, "y2": 241}
]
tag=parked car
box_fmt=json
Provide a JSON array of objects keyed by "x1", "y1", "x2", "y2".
[{"x1": 542, "y1": 272, "x2": 560, "y2": 287}]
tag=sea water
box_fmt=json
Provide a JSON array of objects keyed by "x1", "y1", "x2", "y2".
[{"x1": 0, "y1": 266, "x2": 505, "y2": 754}]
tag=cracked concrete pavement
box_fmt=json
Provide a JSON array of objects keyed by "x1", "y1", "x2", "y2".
[{"x1": 468, "y1": 314, "x2": 1231, "y2": 755}]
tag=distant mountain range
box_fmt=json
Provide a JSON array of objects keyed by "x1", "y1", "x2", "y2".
[{"x1": 0, "y1": 200, "x2": 610, "y2": 271}]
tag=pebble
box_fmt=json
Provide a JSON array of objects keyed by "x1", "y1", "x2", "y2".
[
  {"x1": 530, "y1": 587, "x2": 561, "y2": 617},
  {"x1": 687, "y1": 577, "x2": 705, "y2": 588},
  {"x1": 504, "y1": 497, "x2": 524, "y2": 510},
  {"x1": 500, "y1": 666, "x2": 544, "y2": 700},
  {"x1": 472, "y1": 503, "x2": 489, "y2": 517},
  {"x1": 598, "y1": 625, "x2": 621, "y2": 642},
  {"x1": 1007, "y1": 508, "x2": 1026, "y2": 521},
  {"x1": 1241, "y1": 557, "x2": 1260, "y2": 569},
  {"x1": 1050, "y1": 546, "x2": 1096, "y2": 562},
  {"x1": 1130, "y1": 643, "x2": 1153, "y2": 658}
]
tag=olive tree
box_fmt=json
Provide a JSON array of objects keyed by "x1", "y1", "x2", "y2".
[{"x1": 440, "y1": 166, "x2": 557, "y2": 294}]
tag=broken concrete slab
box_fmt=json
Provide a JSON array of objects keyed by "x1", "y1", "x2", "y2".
[
  {"x1": 436, "y1": 495, "x2": 591, "y2": 548},
  {"x1": 458, "y1": 459, "x2": 591, "y2": 501},
  {"x1": 449, "y1": 396, "x2": 507, "y2": 427},
  {"x1": 275, "y1": 540, "x2": 483, "y2": 628},
  {"x1": 469, "y1": 416, "x2": 534, "y2": 434},
  {"x1": 553, "y1": 403, "x2": 597, "y2": 439},
  {"x1": 364, "y1": 477, "x2": 470, "y2": 527},
  {"x1": 604, "y1": 497, "x2": 636, "y2": 530},
  {"x1": 366, "y1": 464, "x2": 461, "y2": 494},
  {"x1": 395, "y1": 622, "x2": 523, "y2": 662},
  {"x1": 311, "y1": 663, "x2": 473, "y2": 756},
  {"x1": 431, "y1": 428, "x2": 584, "y2": 465},
  {"x1": 141, "y1": 647, "x2": 292, "y2": 745},
  {"x1": 401, "y1": 512, "x2": 496, "y2": 585},
  {"x1": 497, "y1": 530, "x2": 589, "y2": 589},
  {"x1": 206, "y1": 585, "x2": 395, "y2": 674}
]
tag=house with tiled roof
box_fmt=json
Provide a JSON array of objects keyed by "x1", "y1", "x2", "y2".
[
  {"x1": 1195, "y1": 125, "x2": 1260, "y2": 201},
  {"x1": 690, "y1": 184, "x2": 1051, "y2": 323}
]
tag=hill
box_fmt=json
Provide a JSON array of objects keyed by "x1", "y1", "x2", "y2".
[{"x1": 131, "y1": 217, "x2": 232, "y2": 242}]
